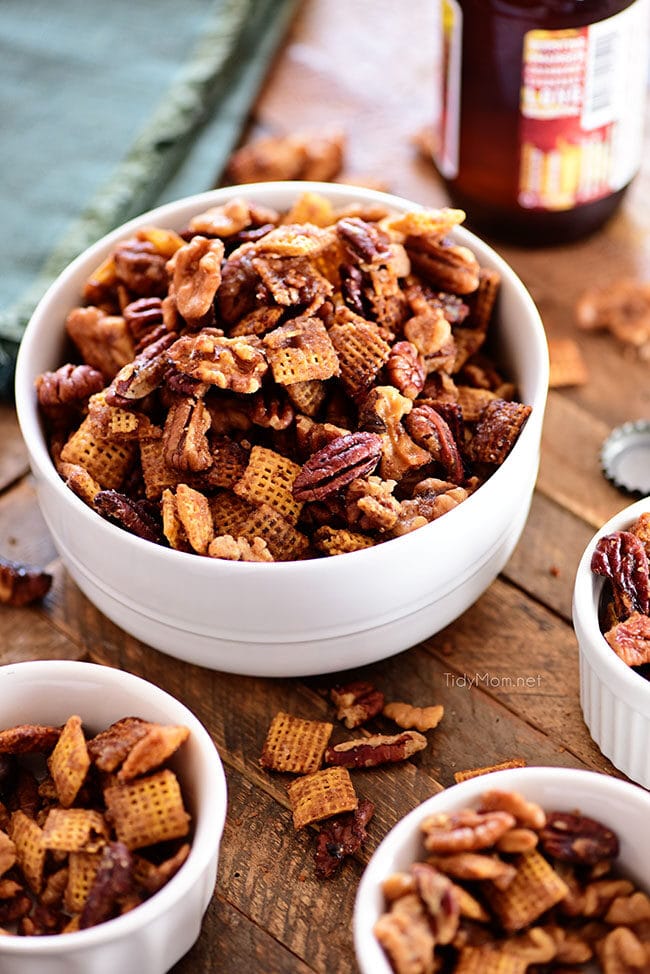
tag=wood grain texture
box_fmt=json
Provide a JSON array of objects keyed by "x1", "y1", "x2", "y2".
[{"x1": 1, "y1": 2, "x2": 649, "y2": 971}]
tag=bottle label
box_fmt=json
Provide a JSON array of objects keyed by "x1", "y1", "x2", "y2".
[
  {"x1": 434, "y1": 0, "x2": 462, "y2": 179},
  {"x1": 518, "y1": 0, "x2": 649, "y2": 211}
]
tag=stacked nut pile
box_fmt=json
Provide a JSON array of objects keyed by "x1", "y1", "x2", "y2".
[
  {"x1": 374, "y1": 789, "x2": 650, "y2": 973},
  {"x1": 35, "y1": 192, "x2": 531, "y2": 562},
  {"x1": 591, "y1": 511, "x2": 650, "y2": 673}
]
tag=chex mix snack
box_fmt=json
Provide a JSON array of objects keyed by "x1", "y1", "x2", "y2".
[
  {"x1": 35, "y1": 193, "x2": 532, "y2": 562},
  {"x1": 0, "y1": 714, "x2": 190, "y2": 934}
]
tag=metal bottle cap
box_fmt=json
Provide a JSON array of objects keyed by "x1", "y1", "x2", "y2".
[{"x1": 600, "y1": 420, "x2": 650, "y2": 497}]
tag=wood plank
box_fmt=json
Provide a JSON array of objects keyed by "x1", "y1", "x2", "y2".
[
  {"x1": 502, "y1": 491, "x2": 595, "y2": 622},
  {"x1": 537, "y1": 392, "x2": 635, "y2": 530},
  {"x1": 0, "y1": 479, "x2": 59, "y2": 567},
  {"x1": 424, "y1": 578, "x2": 618, "y2": 774},
  {"x1": 172, "y1": 893, "x2": 316, "y2": 974},
  {"x1": 0, "y1": 404, "x2": 29, "y2": 490}
]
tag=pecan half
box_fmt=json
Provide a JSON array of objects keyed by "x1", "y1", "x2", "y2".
[
  {"x1": 122, "y1": 296, "x2": 164, "y2": 346},
  {"x1": 314, "y1": 797, "x2": 374, "y2": 879},
  {"x1": 386, "y1": 341, "x2": 426, "y2": 399},
  {"x1": 336, "y1": 216, "x2": 392, "y2": 266},
  {"x1": 324, "y1": 730, "x2": 427, "y2": 768},
  {"x1": 330, "y1": 681, "x2": 385, "y2": 729},
  {"x1": 36, "y1": 364, "x2": 105, "y2": 419},
  {"x1": 405, "y1": 236, "x2": 480, "y2": 294},
  {"x1": 374, "y1": 894, "x2": 435, "y2": 974},
  {"x1": 421, "y1": 809, "x2": 516, "y2": 853},
  {"x1": 163, "y1": 397, "x2": 212, "y2": 473},
  {"x1": 292, "y1": 431, "x2": 382, "y2": 502},
  {"x1": 405, "y1": 403, "x2": 464, "y2": 482},
  {"x1": 107, "y1": 334, "x2": 174, "y2": 403},
  {"x1": 592, "y1": 532, "x2": 650, "y2": 618},
  {"x1": 0, "y1": 556, "x2": 52, "y2": 607},
  {"x1": 604, "y1": 611, "x2": 650, "y2": 666},
  {"x1": 411, "y1": 863, "x2": 460, "y2": 945},
  {"x1": 540, "y1": 812, "x2": 619, "y2": 865},
  {"x1": 93, "y1": 491, "x2": 163, "y2": 544},
  {"x1": 113, "y1": 239, "x2": 168, "y2": 297}
]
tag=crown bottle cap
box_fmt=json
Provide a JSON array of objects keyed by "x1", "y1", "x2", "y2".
[{"x1": 600, "y1": 420, "x2": 650, "y2": 497}]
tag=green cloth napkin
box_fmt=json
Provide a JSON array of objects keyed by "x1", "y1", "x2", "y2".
[{"x1": 0, "y1": 0, "x2": 299, "y2": 399}]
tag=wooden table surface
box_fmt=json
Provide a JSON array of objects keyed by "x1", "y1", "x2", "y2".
[{"x1": 2, "y1": 2, "x2": 650, "y2": 971}]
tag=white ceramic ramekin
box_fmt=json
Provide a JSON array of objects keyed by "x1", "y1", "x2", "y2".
[
  {"x1": 0, "y1": 660, "x2": 227, "y2": 974},
  {"x1": 354, "y1": 765, "x2": 650, "y2": 974},
  {"x1": 573, "y1": 496, "x2": 650, "y2": 789},
  {"x1": 14, "y1": 182, "x2": 548, "y2": 677}
]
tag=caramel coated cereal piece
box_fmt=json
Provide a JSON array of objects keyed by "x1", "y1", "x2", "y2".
[
  {"x1": 0, "y1": 831, "x2": 16, "y2": 877},
  {"x1": 383, "y1": 701, "x2": 444, "y2": 732},
  {"x1": 548, "y1": 337, "x2": 588, "y2": 388},
  {"x1": 469, "y1": 399, "x2": 532, "y2": 465},
  {"x1": 87, "y1": 717, "x2": 151, "y2": 773},
  {"x1": 60, "y1": 416, "x2": 136, "y2": 490},
  {"x1": 329, "y1": 317, "x2": 392, "y2": 399},
  {"x1": 117, "y1": 724, "x2": 189, "y2": 781},
  {"x1": 487, "y1": 849, "x2": 569, "y2": 931},
  {"x1": 10, "y1": 810, "x2": 45, "y2": 893},
  {"x1": 48, "y1": 715, "x2": 90, "y2": 808},
  {"x1": 453, "y1": 758, "x2": 526, "y2": 783},
  {"x1": 238, "y1": 503, "x2": 310, "y2": 561},
  {"x1": 454, "y1": 945, "x2": 528, "y2": 974},
  {"x1": 58, "y1": 461, "x2": 103, "y2": 507},
  {"x1": 42, "y1": 808, "x2": 109, "y2": 853},
  {"x1": 259, "y1": 712, "x2": 333, "y2": 775},
  {"x1": 209, "y1": 491, "x2": 256, "y2": 536},
  {"x1": 104, "y1": 769, "x2": 190, "y2": 850},
  {"x1": 0, "y1": 724, "x2": 61, "y2": 754},
  {"x1": 287, "y1": 767, "x2": 357, "y2": 829},
  {"x1": 263, "y1": 316, "x2": 339, "y2": 385},
  {"x1": 133, "y1": 843, "x2": 190, "y2": 894},
  {"x1": 234, "y1": 445, "x2": 303, "y2": 525},
  {"x1": 65, "y1": 851, "x2": 102, "y2": 913}
]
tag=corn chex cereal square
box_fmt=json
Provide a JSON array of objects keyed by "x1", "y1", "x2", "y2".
[
  {"x1": 234, "y1": 446, "x2": 303, "y2": 525},
  {"x1": 10, "y1": 809, "x2": 46, "y2": 893},
  {"x1": 87, "y1": 717, "x2": 151, "y2": 773},
  {"x1": 42, "y1": 807, "x2": 109, "y2": 853},
  {"x1": 259, "y1": 711, "x2": 333, "y2": 775},
  {"x1": 454, "y1": 945, "x2": 528, "y2": 974},
  {"x1": 548, "y1": 337, "x2": 588, "y2": 388},
  {"x1": 60, "y1": 415, "x2": 135, "y2": 490},
  {"x1": 237, "y1": 503, "x2": 309, "y2": 561},
  {"x1": 263, "y1": 317, "x2": 339, "y2": 386},
  {"x1": 48, "y1": 714, "x2": 90, "y2": 808},
  {"x1": 65, "y1": 851, "x2": 102, "y2": 913},
  {"x1": 287, "y1": 767, "x2": 358, "y2": 829},
  {"x1": 486, "y1": 849, "x2": 569, "y2": 931},
  {"x1": 103, "y1": 768, "x2": 190, "y2": 850},
  {"x1": 209, "y1": 490, "x2": 256, "y2": 537},
  {"x1": 329, "y1": 319, "x2": 391, "y2": 398}
]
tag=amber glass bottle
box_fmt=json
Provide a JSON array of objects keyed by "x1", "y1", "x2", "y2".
[{"x1": 434, "y1": 0, "x2": 649, "y2": 244}]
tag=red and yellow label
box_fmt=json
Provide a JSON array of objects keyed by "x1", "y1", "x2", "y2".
[{"x1": 518, "y1": 2, "x2": 649, "y2": 211}]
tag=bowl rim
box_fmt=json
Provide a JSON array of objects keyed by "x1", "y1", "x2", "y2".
[
  {"x1": 353, "y1": 765, "x2": 650, "y2": 971},
  {"x1": 14, "y1": 180, "x2": 549, "y2": 576},
  {"x1": 572, "y1": 495, "x2": 650, "y2": 709},
  {"x1": 0, "y1": 659, "x2": 227, "y2": 956}
]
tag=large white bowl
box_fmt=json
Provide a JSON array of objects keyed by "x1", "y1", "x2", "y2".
[
  {"x1": 15, "y1": 181, "x2": 548, "y2": 677},
  {"x1": 573, "y1": 496, "x2": 650, "y2": 788},
  {"x1": 0, "y1": 660, "x2": 227, "y2": 974},
  {"x1": 354, "y1": 766, "x2": 650, "y2": 974}
]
